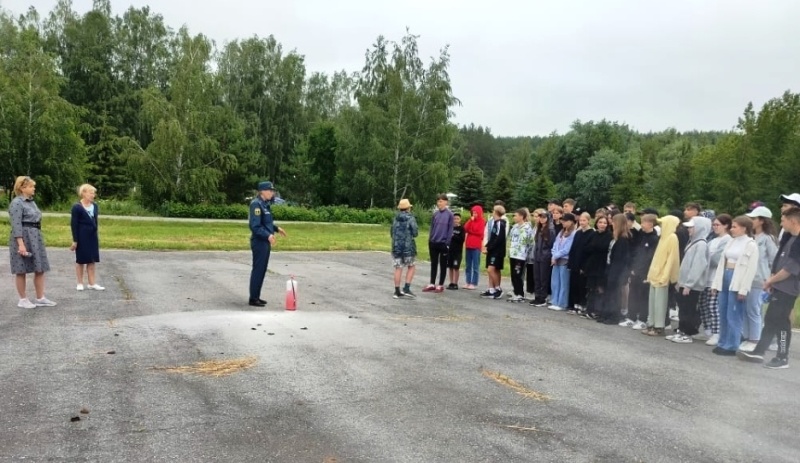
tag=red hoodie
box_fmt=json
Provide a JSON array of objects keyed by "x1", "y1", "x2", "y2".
[{"x1": 463, "y1": 205, "x2": 486, "y2": 250}]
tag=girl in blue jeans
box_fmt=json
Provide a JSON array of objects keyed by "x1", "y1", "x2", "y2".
[
  {"x1": 549, "y1": 213, "x2": 576, "y2": 311},
  {"x1": 711, "y1": 216, "x2": 759, "y2": 355}
]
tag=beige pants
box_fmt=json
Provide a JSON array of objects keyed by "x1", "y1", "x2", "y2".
[{"x1": 648, "y1": 285, "x2": 669, "y2": 328}]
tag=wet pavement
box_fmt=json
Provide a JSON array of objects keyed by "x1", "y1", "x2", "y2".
[{"x1": 1, "y1": 249, "x2": 798, "y2": 462}]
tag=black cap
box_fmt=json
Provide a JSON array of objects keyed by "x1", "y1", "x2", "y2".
[{"x1": 638, "y1": 207, "x2": 659, "y2": 216}]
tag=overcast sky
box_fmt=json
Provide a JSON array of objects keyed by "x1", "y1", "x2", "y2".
[{"x1": 3, "y1": 0, "x2": 800, "y2": 136}]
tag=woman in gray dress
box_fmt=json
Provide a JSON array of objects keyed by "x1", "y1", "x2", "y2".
[{"x1": 8, "y1": 176, "x2": 56, "y2": 308}]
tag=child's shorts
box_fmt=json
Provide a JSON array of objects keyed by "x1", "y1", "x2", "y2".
[
  {"x1": 485, "y1": 253, "x2": 505, "y2": 270},
  {"x1": 393, "y1": 256, "x2": 416, "y2": 268},
  {"x1": 447, "y1": 251, "x2": 463, "y2": 270}
]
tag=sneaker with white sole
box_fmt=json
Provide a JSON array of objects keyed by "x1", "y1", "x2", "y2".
[
  {"x1": 618, "y1": 318, "x2": 635, "y2": 327},
  {"x1": 737, "y1": 350, "x2": 764, "y2": 363},
  {"x1": 705, "y1": 333, "x2": 720, "y2": 346},
  {"x1": 76, "y1": 284, "x2": 85, "y2": 291},
  {"x1": 632, "y1": 321, "x2": 647, "y2": 330},
  {"x1": 764, "y1": 357, "x2": 789, "y2": 369},
  {"x1": 671, "y1": 334, "x2": 693, "y2": 344},
  {"x1": 548, "y1": 305, "x2": 566, "y2": 311},
  {"x1": 17, "y1": 298, "x2": 36, "y2": 309},
  {"x1": 507, "y1": 295, "x2": 524, "y2": 303},
  {"x1": 665, "y1": 330, "x2": 683, "y2": 341},
  {"x1": 738, "y1": 341, "x2": 757, "y2": 353},
  {"x1": 87, "y1": 284, "x2": 105, "y2": 291},
  {"x1": 34, "y1": 297, "x2": 57, "y2": 307}
]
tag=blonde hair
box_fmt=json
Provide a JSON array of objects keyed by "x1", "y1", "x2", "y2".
[
  {"x1": 13, "y1": 176, "x2": 34, "y2": 196},
  {"x1": 78, "y1": 183, "x2": 96, "y2": 198},
  {"x1": 493, "y1": 205, "x2": 505, "y2": 217}
]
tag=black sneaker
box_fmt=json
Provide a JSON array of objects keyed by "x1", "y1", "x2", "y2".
[
  {"x1": 736, "y1": 350, "x2": 764, "y2": 363},
  {"x1": 402, "y1": 288, "x2": 416, "y2": 298},
  {"x1": 248, "y1": 299, "x2": 266, "y2": 307},
  {"x1": 492, "y1": 290, "x2": 504, "y2": 299},
  {"x1": 712, "y1": 347, "x2": 736, "y2": 356},
  {"x1": 393, "y1": 291, "x2": 405, "y2": 299},
  {"x1": 446, "y1": 283, "x2": 458, "y2": 290},
  {"x1": 480, "y1": 290, "x2": 494, "y2": 298},
  {"x1": 764, "y1": 357, "x2": 789, "y2": 369}
]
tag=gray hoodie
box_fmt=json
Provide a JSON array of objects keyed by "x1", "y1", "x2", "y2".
[
  {"x1": 678, "y1": 216, "x2": 711, "y2": 291},
  {"x1": 706, "y1": 233, "x2": 732, "y2": 288}
]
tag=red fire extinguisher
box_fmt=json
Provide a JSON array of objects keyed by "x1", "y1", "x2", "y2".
[{"x1": 285, "y1": 275, "x2": 297, "y2": 311}]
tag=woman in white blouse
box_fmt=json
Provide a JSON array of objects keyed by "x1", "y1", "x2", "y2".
[{"x1": 711, "y1": 216, "x2": 759, "y2": 356}]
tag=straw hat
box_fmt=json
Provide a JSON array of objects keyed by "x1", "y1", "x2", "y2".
[{"x1": 397, "y1": 199, "x2": 412, "y2": 210}]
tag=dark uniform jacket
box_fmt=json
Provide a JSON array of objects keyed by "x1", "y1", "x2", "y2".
[{"x1": 249, "y1": 197, "x2": 278, "y2": 241}]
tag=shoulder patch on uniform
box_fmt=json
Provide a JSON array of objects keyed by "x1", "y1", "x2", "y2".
[{"x1": 254, "y1": 208, "x2": 261, "y2": 216}]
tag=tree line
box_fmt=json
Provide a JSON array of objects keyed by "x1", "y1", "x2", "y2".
[{"x1": 1, "y1": 0, "x2": 798, "y2": 215}]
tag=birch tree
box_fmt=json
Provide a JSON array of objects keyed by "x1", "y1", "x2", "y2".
[{"x1": 338, "y1": 31, "x2": 459, "y2": 208}]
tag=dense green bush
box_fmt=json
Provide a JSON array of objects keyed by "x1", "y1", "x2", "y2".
[
  {"x1": 160, "y1": 202, "x2": 249, "y2": 219},
  {"x1": 157, "y1": 202, "x2": 432, "y2": 225}
]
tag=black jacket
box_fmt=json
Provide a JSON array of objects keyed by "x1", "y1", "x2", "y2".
[
  {"x1": 582, "y1": 230, "x2": 612, "y2": 279},
  {"x1": 486, "y1": 219, "x2": 507, "y2": 256},
  {"x1": 568, "y1": 228, "x2": 594, "y2": 271},
  {"x1": 533, "y1": 225, "x2": 555, "y2": 262},
  {"x1": 606, "y1": 236, "x2": 633, "y2": 287},
  {"x1": 631, "y1": 229, "x2": 659, "y2": 278}
]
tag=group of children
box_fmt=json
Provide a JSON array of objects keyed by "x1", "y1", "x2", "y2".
[{"x1": 390, "y1": 193, "x2": 800, "y2": 370}]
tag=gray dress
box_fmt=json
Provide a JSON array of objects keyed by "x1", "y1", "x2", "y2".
[{"x1": 8, "y1": 196, "x2": 50, "y2": 274}]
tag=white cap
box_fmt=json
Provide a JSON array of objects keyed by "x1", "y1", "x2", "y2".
[
  {"x1": 780, "y1": 193, "x2": 800, "y2": 207},
  {"x1": 746, "y1": 206, "x2": 773, "y2": 219}
]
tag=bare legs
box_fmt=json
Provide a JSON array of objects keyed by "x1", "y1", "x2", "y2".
[
  {"x1": 16, "y1": 272, "x2": 45, "y2": 299},
  {"x1": 75, "y1": 263, "x2": 97, "y2": 285}
]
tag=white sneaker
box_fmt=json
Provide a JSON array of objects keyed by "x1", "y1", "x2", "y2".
[
  {"x1": 548, "y1": 305, "x2": 566, "y2": 311},
  {"x1": 618, "y1": 318, "x2": 635, "y2": 327},
  {"x1": 632, "y1": 321, "x2": 647, "y2": 330},
  {"x1": 507, "y1": 295, "x2": 524, "y2": 303},
  {"x1": 76, "y1": 284, "x2": 85, "y2": 291},
  {"x1": 666, "y1": 330, "x2": 682, "y2": 341},
  {"x1": 87, "y1": 284, "x2": 105, "y2": 291},
  {"x1": 17, "y1": 298, "x2": 36, "y2": 309},
  {"x1": 34, "y1": 297, "x2": 57, "y2": 307},
  {"x1": 705, "y1": 334, "x2": 719, "y2": 346},
  {"x1": 738, "y1": 341, "x2": 755, "y2": 352},
  {"x1": 672, "y1": 335, "x2": 693, "y2": 344}
]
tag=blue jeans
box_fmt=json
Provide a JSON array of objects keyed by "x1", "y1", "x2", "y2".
[
  {"x1": 743, "y1": 287, "x2": 763, "y2": 341},
  {"x1": 718, "y1": 269, "x2": 744, "y2": 351},
  {"x1": 550, "y1": 264, "x2": 570, "y2": 308},
  {"x1": 465, "y1": 248, "x2": 481, "y2": 286}
]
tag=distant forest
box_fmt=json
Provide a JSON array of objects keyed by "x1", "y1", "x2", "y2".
[{"x1": 1, "y1": 0, "x2": 798, "y2": 214}]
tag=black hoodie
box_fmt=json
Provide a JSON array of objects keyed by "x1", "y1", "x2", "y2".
[
  {"x1": 582, "y1": 229, "x2": 612, "y2": 279},
  {"x1": 631, "y1": 228, "x2": 659, "y2": 279}
]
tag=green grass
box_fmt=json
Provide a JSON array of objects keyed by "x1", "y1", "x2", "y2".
[{"x1": 0, "y1": 216, "x2": 394, "y2": 251}]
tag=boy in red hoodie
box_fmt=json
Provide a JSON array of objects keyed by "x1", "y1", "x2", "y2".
[{"x1": 463, "y1": 205, "x2": 486, "y2": 290}]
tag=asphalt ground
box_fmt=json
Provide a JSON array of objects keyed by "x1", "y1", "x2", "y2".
[{"x1": 1, "y1": 249, "x2": 798, "y2": 462}]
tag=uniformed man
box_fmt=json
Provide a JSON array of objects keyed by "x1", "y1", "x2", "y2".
[{"x1": 248, "y1": 181, "x2": 287, "y2": 307}]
